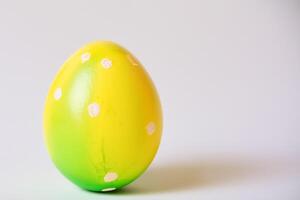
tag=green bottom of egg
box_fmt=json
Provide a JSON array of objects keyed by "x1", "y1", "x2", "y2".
[{"x1": 43, "y1": 41, "x2": 163, "y2": 192}]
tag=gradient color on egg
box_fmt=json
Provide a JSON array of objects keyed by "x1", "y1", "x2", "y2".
[{"x1": 43, "y1": 41, "x2": 163, "y2": 192}]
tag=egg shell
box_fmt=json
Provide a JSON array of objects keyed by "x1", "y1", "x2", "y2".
[{"x1": 43, "y1": 41, "x2": 163, "y2": 192}]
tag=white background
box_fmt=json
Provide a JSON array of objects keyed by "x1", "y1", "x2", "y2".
[{"x1": 0, "y1": 0, "x2": 299, "y2": 199}]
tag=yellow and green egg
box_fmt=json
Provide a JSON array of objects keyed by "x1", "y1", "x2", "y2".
[{"x1": 43, "y1": 41, "x2": 162, "y2": 192}]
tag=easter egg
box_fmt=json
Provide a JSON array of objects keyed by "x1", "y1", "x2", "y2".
[{"x1": 43, "y1": 41, "x2": 163, "y2": 192}]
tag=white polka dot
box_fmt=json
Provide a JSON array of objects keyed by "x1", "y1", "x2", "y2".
[
  {"x1": 81, "y1": 52, "x2": 91, "y2": 63},
  {"x1": 127, "y1": 54, "x2": 138, "y2": 66},
  {"x1": 54, "y1": 88, "x2": 62, "y2": 100},
  {"x1": 146, "y1": 122, "x2": 156, "y2": 135},
  {"x1": 100, "y1": 58, "x2": 112, "y2": 69},
  {"x1": 88, "y1": 103, "x2": 100, "y2": 118},
  {"x1": 101, "y1": 187, "x2": 116, "y2": 192},
  {"x1": 104, "y1": 172, "x2": 118, "y2": 182}
]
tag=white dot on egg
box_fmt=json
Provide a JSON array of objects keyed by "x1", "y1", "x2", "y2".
[
  {"x1": 101, "y1": 188, "x2": 116, "y2": 192},
  {"x1": 81, "y1": 52, "x2": 91, "y2": 63},
  {"x1": 104, "y1": 172, "x2": 118, "y2": 182},
  {"x1": 100, "y1": 58, "x2": 112, "y2": 69},
  {"x1": 146, "y1": 122, "x2": 156, "y2": 135},
  {"x1": 88, "y1": 103, "x2": 100, "y2": 118},
  {"x1": 54, "y1": 88, "x2": 62, "y2": 100},
  {"x1": 127, "y1": 54, "x2": 138, "y2": 66}
]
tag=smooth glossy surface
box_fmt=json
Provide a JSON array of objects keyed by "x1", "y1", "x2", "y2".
[{"x1": 43, "y1": 41, "x2": 162, "y2": 192}]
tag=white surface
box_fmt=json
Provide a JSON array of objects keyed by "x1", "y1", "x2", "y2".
[{"x1": 0, "y1": 0, "x2": 299, "y2": 199}]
